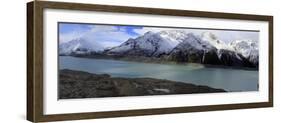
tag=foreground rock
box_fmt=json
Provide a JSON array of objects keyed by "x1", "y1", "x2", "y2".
[{"x1": 59, "y1": 69, "x2": 226, "y2": 99}]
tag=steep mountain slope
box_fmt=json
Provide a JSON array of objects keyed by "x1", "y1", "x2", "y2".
[
  {"x1": 105, "y1": 30, "x2": 258, "y2": 68},
  {"x1": 167, "y1": 33, "x2": 218, "y2": 63},
  {"x1": 167, "y1": 32, "x2": 254, "y2": 67},
  {"x1": 106, "y1": 30, "x2": 190, "y2": 57},
  {"x1": 230, "y1": 40, "x2": 259, "y2": 66},
  {"x1": 201, "y1": 32, "x2": 233, "y2": 50}
]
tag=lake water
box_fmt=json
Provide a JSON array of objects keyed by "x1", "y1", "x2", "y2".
[{"x1": 59, "y1": 56, "x2": 259, "y2": 92}]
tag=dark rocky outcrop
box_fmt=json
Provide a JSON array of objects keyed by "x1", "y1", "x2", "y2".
[{"x1": 59, "y1": 69, "x2": 226, "y2": 99}]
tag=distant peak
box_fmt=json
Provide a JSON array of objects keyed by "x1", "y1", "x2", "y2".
[
  {"x1": 186, "y1": 32, "x2": 196, "y2": 37},
  {"x1": 232, "y1": 39, "x2": 256, "y2": 44},
  {"x1": 158, "y1": 30, "x2": 189, "y2": 35},
  {"x1": 201, "y1": 32, "x2": 218, "y2": 41},
  {"x1": 144, "y1": 31, "x2": 155, "y2": 35},
  {"x1": 67, "y1": 37, "x2": 86, "y2": 43}
]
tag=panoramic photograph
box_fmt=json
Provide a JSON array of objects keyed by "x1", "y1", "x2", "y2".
[{"x1": 58, "y1": 22, "x2": 259, "y2": 99}]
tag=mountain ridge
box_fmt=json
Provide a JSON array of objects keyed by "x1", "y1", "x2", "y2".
[{"x1": 59, "y1": 30, "x2": 259, "y2": 68}]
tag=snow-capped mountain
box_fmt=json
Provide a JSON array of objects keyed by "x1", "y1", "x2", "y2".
[
  {"x1": 59, "y1": 38, "x2": 103, "y2": 55},
  {"x1": 230, "y1": 40, "x2": 259, "y2": 65},
  {"x1": 168, "y1": 33, "x2": 217, "y2": 63},
  {"x1": 106, "y1": 30, "x2": 190, "y2": 57},
  {"x1": 59, "y1": 30, "x2": 259, "y2": 68},
  {"x1": 201, "y1": 32, "x2": 233, "y2": 50},
  {"x1": 106, "y1": 30, "x2": 258, "y2": 68},
  {"x1": 167, "y1": 32, "x2": 254, "y2": 67}
]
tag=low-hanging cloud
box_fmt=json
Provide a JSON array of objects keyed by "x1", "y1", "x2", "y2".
[{"x1": 59, "y1": 24, "x2": 138, "y2": 49}]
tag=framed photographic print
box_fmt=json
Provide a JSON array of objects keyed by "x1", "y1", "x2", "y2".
[{"x1": 27, "y1": 0, "x2": 273, "y2": 122}]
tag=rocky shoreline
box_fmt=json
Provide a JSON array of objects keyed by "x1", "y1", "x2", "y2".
[{"x1": 59, "y1": 69, "x2": 226, "y2": 99}]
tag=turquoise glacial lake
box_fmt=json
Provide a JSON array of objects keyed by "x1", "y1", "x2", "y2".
[{"x1": 59, "y1": 56, "x2": 259, "y2": 92}]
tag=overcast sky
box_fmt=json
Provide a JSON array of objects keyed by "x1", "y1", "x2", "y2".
[{"x1": 59, "y1": 23, "x2": 259, "y2": 48}]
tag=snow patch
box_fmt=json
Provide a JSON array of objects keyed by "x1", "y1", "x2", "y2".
[{"x1": 153, "y1": 88, "x2": 170, "y2": 93}]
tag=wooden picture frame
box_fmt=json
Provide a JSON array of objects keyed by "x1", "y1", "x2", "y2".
[{"x1": 27, "y1": 1, "x2": 273, "y2": 122}]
